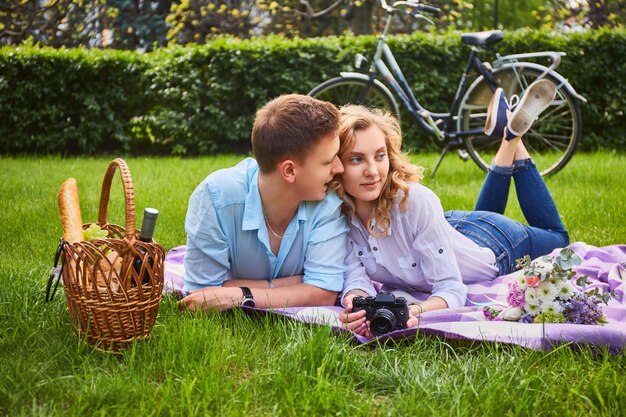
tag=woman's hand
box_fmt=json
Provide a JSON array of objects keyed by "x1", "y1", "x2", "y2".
[
  {"x1": 339, "y1": 291, "x2": 372, "y2": 337},
  {"x1": 406, "y1": 313, "x2": 419, "y2": 329}
]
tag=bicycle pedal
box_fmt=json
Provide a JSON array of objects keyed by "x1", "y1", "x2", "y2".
[{"x1": 457, "y1": 149, "x2": 469, "y2": 161}]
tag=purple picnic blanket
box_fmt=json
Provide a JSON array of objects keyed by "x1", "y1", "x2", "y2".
[{"x1": 164, "y1": 242, "x2": 626, "y2": 352}]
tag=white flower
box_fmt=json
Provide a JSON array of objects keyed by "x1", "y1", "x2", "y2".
[
  {"x1": 525, "y1": 287, "x2": 539, "y2": 305},
  {"x1": 525, "y1": 301, "x2": 541, "y2": 315},
  {"x1": 500, "y1": 307, "x2": 524, "y2": 321},
  {"x1": 541, "y1": 299, "x2": 562, "y2": 314},
  {"x1": 556, "y1": 280, "x2": 576, "y2": 301},
  {"x1": 547, "y1": 274, "x2": 560, "y2": 285},
  {"x1": 537, "y1": 282, "x2": 558, "y2": 303},
  {"x1": 516, "y1": 274, "x2": 527, "y2": 289}
]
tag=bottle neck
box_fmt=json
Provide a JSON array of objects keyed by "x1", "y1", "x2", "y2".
[{"x1": 139, "y1": 208, "x2": 159, "y2": 242}]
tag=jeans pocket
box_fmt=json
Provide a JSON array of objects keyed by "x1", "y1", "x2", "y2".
[
  {"x1": 447, "y1": 211, "x2": 529, "y2": 275},
  {"x1": 477, "y1": 213, "x2": 528, "y2": 250}
]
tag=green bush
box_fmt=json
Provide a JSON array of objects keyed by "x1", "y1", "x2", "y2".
[
  {"x1": 0, "y1": 47, "x2": 150, "y2": 154},
  {"x1": 1, "y1": 28, "x2": 624, "y2": 155}
]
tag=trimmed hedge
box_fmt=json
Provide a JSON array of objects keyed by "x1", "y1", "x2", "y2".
[
  {"x1": 1, "y1": 28, "x2": 625, "y2": 155},
  {"x1": 0, "y1": 48, "x2": 150, "y2": 154}
]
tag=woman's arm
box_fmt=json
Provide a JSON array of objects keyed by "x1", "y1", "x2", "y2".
[
  {"x1": 407, "y1": 184, "x2": 468, "y2": 309},
  {"x1": 409, "y1": 295, "x2": 448, "y2": 316},
  {"x1": 341, "y1": 239, "x2": 377, "y2": 305}
]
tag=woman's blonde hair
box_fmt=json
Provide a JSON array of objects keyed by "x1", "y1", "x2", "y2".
[{"x1": 333, "y1": 105, "x2": 424, "y2": 236}]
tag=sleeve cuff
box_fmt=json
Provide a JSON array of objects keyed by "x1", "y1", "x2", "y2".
[
  {"x1": 303, "y1": 272, "x2": 344, "y2": 292},
  {"x1": 340, "y1": 283, "x2": 377, "y2": 307},
  {"x1": 430, "y1": 286, "x2": 467, "y2": 309}
]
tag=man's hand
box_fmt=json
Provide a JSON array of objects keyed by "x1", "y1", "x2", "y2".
[{"x1": 178, "y1": 286, "x2": 243, "y2": 312}]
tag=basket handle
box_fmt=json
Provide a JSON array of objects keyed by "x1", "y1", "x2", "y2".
[{"x1": 97, "y1": 158, "x2": 136, "y2": 237}]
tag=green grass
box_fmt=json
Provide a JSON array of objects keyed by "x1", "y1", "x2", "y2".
[{"x1": 1, "y1": 152, "x2": 625, "y2": 416}]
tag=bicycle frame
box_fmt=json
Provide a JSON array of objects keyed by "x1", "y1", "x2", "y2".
[
  {"x1": 357, "y1": 15, "x2": 492, "y2": 143},
  {"x1": 348, "y1": 1, "x2": 587, "y2": 147},
  {"x1": 312, "y1": 0, "x2": 587, "y2": 177}
]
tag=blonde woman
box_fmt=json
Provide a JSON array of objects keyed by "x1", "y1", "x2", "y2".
[{"x1": 336, "y1": 84, "x2": 568, "y2": 336}]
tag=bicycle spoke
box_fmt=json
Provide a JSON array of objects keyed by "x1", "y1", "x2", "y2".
[
  {"x1": 310, "y1": 78, "x2": 398, "y2": 120},
  {"x1": 526, "y1": 132, "x2": 569, "y2": 152}
]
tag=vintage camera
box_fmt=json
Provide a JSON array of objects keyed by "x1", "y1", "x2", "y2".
[{"x1": 352, "y1": 292, "x2": 410, "y2": 336}]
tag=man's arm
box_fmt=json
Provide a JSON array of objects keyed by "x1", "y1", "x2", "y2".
[
  {"x1": 183, "y1": 181, "x2": 230, "y2": 291},
  {"x1": 222, "y1": 275, "x2": 303, "y2": 288},
  {"x1": 300, "y1": 201, "x2": 348, "y2": 294},
  {"x1": 179, "y1": 284, "x2": 337, "y2": 311}
]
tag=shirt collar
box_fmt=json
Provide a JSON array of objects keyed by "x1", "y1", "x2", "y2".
[
  {"x1": 242, "y1": 171, "x2": 263, "y2": 231},
  {"x1": 242, "y1": 172, "x2": 308, "y2": 231}
]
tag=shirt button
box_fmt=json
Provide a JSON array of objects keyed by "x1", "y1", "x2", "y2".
[
  {"x1": 358, "y1": 251, "x2": 363, "y2": 256},
  {"x1": 412, "y1": 262, "x2": 417, "y2": 267},
  {"x1": 373, "y1": 247, "x2": 378, "y2": 251},
  {"x1": 439, "y1": 249, "x2": 444, "y2": 254}
]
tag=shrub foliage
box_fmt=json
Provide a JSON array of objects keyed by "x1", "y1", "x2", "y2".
[{"x1": 1, "y1": 28, "x2": 624, "y2": 155}]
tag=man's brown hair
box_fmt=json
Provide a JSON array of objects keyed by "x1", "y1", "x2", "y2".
[{"x1": 251, "y1": 94, "x2": 340, "y2": 173}]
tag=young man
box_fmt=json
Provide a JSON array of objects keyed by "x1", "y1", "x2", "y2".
[{"x1": 179, "y1": 94, "x2": 347, "y2": 312}]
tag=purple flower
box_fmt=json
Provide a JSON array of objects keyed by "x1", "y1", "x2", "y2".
[
  {"x1": 562, "y1": 293, "x2": 603, "y2": 325},
  {"x1": 519, "y1": 313, "x2": 535, "y2": 323},
  {"x1": 507, "y1": 280, "x2": 526, "y2": 309}
]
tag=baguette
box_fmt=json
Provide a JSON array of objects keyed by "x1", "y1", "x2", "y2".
[{"x1": 58, "y1": 178, "x2": 85, "y2": 243}]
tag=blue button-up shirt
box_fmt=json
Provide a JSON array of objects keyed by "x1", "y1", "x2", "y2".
[{"x1": 183, "y1": 158, "x2": 348, "y2": 293}]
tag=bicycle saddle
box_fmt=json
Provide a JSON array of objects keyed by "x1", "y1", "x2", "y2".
[{"x1": 461, "y1": 30, "x2": 503, "y2": 46}]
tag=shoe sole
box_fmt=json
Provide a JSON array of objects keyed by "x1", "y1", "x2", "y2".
[
  {"x1": 507, "y1": 79, "x2": 557, "y2": 137},
  {"x1": 484, "y1": 88, "x2": 506, "y2": 137}
]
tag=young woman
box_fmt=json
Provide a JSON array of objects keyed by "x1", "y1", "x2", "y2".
[{"x1": 336, "y1": 80, "x2": 569, "y2": 336}]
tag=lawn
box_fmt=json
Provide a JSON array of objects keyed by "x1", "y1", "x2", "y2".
[{"x1": 1, "y1": 152, "x2": 625, "y2": 416}]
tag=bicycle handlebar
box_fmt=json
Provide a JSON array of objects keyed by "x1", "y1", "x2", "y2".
[
  {"x1": 387, "y1": 1, "x2": 441, "y2": 15},
  {"x1": 413, "y1": 3, "x2": 441, "y2": 14}
]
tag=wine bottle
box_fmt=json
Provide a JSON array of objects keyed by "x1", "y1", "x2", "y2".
[{"x1": 132, "y1": 208, "x2": 159, "y2": 287}]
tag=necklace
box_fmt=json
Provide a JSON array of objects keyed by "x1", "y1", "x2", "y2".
[{"x1": 262, "y1": 204, "x2": 284, "y2": 239}]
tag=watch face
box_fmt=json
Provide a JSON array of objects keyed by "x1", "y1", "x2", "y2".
[{"x1": 241, "y1": 297, "x2": 256, "y2": 308}]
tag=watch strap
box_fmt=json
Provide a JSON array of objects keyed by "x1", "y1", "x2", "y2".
[{"x1": 240, "y1": 286, "x2": 255, "y2": 307}]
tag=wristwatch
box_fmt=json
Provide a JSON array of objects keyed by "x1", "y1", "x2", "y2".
[{"x1": 240, "y1": 287, "x2": 256, "y2": 308}]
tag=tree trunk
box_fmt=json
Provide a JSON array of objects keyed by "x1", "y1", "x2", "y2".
[{"x1": 349, "y1": 0, "x2": 375, "y2": 35}]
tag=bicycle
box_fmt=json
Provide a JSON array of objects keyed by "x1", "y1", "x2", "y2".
[{"x1": 308, "y1": 0, "x2": 587, "y2": 176}]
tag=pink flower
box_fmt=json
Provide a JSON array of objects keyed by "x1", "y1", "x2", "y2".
[
  {"x1": 507, "y1": 280, "x2": 526, "y2": 308},
  {"x1": 525, "y1": 275, "x2": 541, "y2": 288}
]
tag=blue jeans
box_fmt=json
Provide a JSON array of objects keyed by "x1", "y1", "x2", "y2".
[{"x1": 444, "y1": 158, "x2": 569, "y2": 275}]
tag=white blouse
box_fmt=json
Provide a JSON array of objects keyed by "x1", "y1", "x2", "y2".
[{"x1": 342, "y1": 182, "x2": 498, "y2": 308}]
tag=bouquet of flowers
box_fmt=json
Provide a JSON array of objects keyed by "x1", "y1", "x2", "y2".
[{"x1": 483, "y1": 248, "x2": 615, "y2": 324}]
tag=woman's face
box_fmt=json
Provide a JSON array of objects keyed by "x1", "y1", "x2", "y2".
[{"x1": 340, "y1": 124, "x2": 389, "y2": 204}]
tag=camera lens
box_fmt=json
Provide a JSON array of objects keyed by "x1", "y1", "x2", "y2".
[{"x1": 369, "y1": 308, "x2": 397, "y2": 336}]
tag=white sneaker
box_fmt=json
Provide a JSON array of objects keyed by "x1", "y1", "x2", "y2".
[{"x1": 506, "y1": 79, "x2": 557, "y2": 138}]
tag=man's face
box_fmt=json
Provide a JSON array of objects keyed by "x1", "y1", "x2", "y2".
[{"x1": 294, "y1": 133, "x2": 344, "y2": 201}]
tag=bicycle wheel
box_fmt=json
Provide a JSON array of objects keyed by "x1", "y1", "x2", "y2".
[
  {"x1": 460, "y1": 65, "x2": 582, "y2": 176},
  {"x1": 309, "y1": 77, "x2": 399, "y2": 118}
]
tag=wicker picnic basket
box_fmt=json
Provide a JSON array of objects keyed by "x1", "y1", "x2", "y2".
[{"x1": 60, "y1": 158, "x2": 164, "y2": 351}]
